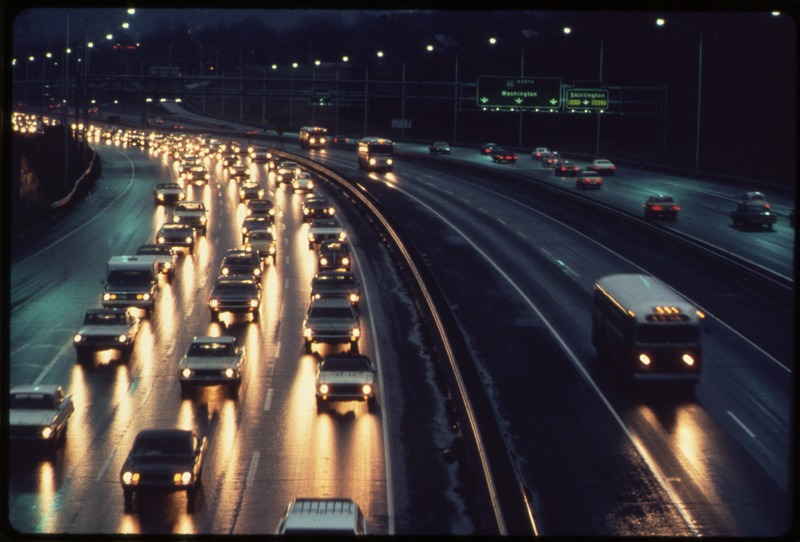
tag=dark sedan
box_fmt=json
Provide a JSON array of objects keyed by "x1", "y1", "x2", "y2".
[
  {"x1": 554, "y1": 161, "x2": 581, "y2": 177},
  {"x1": 120, "y1": 429, "x2": 207, "y2": 513},
  {"x1": 491, "y1": 148, "x2": 518, "y2": 164}
]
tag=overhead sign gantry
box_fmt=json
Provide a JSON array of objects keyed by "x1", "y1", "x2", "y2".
[{"x1": 476, "y1": 76, "x2": 562, "y2": 109}]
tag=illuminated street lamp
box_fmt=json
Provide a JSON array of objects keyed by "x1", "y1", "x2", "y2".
[
  {"x1": 425, "y1": 38, "x2": 459, "y2": 143},
  {"x1": 563, "y1": 26, "x2": 604, "y2": 155},
  {"x1": 656, "y1": 17, "x2": 703, "y2": 171},
  {"x1": 376, "y1": 51, "x2": 406, "y2": 139}
]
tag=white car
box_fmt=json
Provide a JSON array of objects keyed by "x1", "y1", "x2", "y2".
[
  {"x1": 315, "y1": 354, "x2": 378, "y2": 412},
  {"x1": 291, "y1": 171, "x2": 314, "y2": 192},
  {"x1": 9, "y1": 385, "x2": 74, "y2": 452},
  {"x1": 307, "y1": 217, "x2": 346, "y2": 249},
  {"x1": 73, "y1": 307, "x2": 140, "y2": 365},
  {"x1": 277, "y1": 498, "x2": 369, "y2": 535},
  {"x1": 178, "y1": 336, "x2": 246, "y2": 395},
  {"x1": 588, "y1": 158, "x2": 616, "y2": 175},
  {"x1": 173, "y1": 201, "x2": 209, "y2": 235}
]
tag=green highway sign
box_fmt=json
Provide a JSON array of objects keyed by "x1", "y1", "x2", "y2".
[
  {"x1": 566, "y1": 89, "x2": 609, "y2": 109},
  {"x1": 477, "y1": 76, "x2": 562, "y2": 109}
]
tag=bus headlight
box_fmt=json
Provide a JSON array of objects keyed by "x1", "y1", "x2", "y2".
[
  {"x1": 682, "y1": 354, "x2": 695, "y2": 366},
  {"x1": 638, "y1": 354, "x2": 651, "y2": 366}
]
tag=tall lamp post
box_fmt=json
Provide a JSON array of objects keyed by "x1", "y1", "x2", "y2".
[
  {"x1": 489, "y1": 30, "x2": 537, "y2": 147},
  {"x1": 563, "y1": 26, "x2": 604, "y2": 156},
  {"x1": 656, "y1": 17, "x2": 702, "y2": 172},
  {"x1": 426, "y1": 38, "x2": 460, "y2": 143},
  {"x1": 376, "y1": 51, "x2": 406, "y2": 139}
]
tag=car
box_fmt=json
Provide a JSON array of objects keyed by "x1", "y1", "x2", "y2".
[
  {"x1": 317, "y1": 240, "x2": 352, "y2": 271},
  {"x1": 491, "y1": 148, "x2": 518, "y2": 164},
  {"x1": 303, "y1": 296, "x2": 361, "y2": 354},
  {"x1": 332, "y1": 134, "x2": 358, "y2": 147},
  {"x1": 730, "y1": 191, "x2": 777, "y2": 230},
  {"x1": 244, "y1": 230, "x2": 277, "y2": 262},
  {"x1": 221, "y1": 152, "x2": 240, "y2": 168},
  {"x1": 310, "y1": 271, "x2": 361, "y2": 307},
  {"x1": 315, "y1": 354, "x2": 378, "y2": 412},
  {"x1": 542, "y1": 152, "x2": 562, "y2": 168},
  {"x1": 276, "y1": 160, "x2": 300, "y2": 185},
  {"x1": 229, "y1": 164, "x2": 250, "y2": 183},
  {"x1": 208, "y1": 275, "x2": 262, "y2": 323},
  {"x1": 532, "y1": 147, "x2": 550, "y2": 160},
  {"x1": 575, "y1": 174, "x2": 603, "y2": 189},
  {"x1": 291, "y1": 171, "x2": 315, "y2": 192},
  {"x1": 156, "y1": 222, "x2": 195, "y2": 253},
  {"x1": 643, "y1": 194, "x2": 680, "y2": 219},
  {"x1": 178, "y1": 336, "x2": 246, "y2": 395},
  {"x1": 307, "y1": 217, "x2": 346, "y2": 249},
  {"x1": 73, "y1": 307, "x2": 140, "y2": 365},
  {"x1": 178, "y1": 155, "x2": 200, "y2": 173},
  {"x1": 180, "y1": 165, "x2": 210, "y2": 185},
  {"x1": 276, "y1": 498, "x2": 369, "y2": 535},
  {"x1": 251, "y1": 149, "x2": 271, "y2": 163},
  {"x1": 239, "y1": 180, "x2": 265, "y2": 202},
  {"x1": 480, "y1": 142, "x2": 500, "y2": 155},
  {"x1": 173, "y1": 201, "x2": 208, "y2": 235},
  {"x1": 220, "y1": 248, "x2": 264, "y2": 279},
  {"x1": 120, "y1": 429, "x2": 207, "y2": 513},
  {"x1": 302, "y1": 196, "x2": 336, "y2": 222},
  {"x1": 554, "y1": 160, "x2": 581, "y2": 176},
  {"x1": 429, "y1": 141, "x2": 451, "y2": 155},
  {"x1": 136, "y1": 244, "x2": 177, "y2": 282},
  {"x1": 9, "y1": 385, "x2": 74, "y2": 453},
  {"x1": 241, "y1": 215, "x2": 274, "y2": 243},
  {"x1": 245, "y1": 199, "x2": 276, "y2": 218},
  {"x1": 588, "y1": 158, "x2": 616, "y2": 175},
  {"x1": 153, "y1": 182, "x2": 186, "y2": 205}
]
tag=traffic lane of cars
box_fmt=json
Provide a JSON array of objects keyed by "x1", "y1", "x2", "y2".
[
  {"x1": 361, "y1": 160, "x2": 791, "y2": 535},
  {"x1": 404, "y1": 142, "x2": 795, "y2": 280}
]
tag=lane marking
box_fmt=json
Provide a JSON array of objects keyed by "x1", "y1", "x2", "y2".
[
  {"x1": 263, "y1": 388, "x2": 274, "y2": 411},
  {"x1": 246, "y1": 451, "x2": 260, "y2": 487},
  {"x1": 96, "y1": 449, "x2": 117, "y2": 481},
  {"x1": 727, "y1": 411, "x2": 756, "y2": 438}
]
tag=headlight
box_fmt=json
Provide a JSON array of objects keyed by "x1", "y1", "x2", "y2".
[
  {"x1": 41, "y1": 426, "x2": 54, "y2": 439},
  {"x1": 210, "y1": 299, "x2": 219, "y2": 308},
  {"x1": 682, "y1": 354, "x2": 695, "y2": 366},
  {"x1": 249, "y1": 299, "x2": 259, "y2": 308},
  {"x1": 328, "y1": 208, "x2": 335, "y2": 215},
  {"x1": 247, "y1": 209, "x2": 254, "y2": 216},
  {"x1": 638, "y1": 354, "x2": 651, "y2": 366},
  {"x1": 342, "y1": 257, "x2": 350, "y2": 266},
  {"x1": 157, "y1": 194, "x2": 165, "y2": 200},
  {"x1": 185, "y1": 237, "x2": 192, "y2": 243},
  {"x1": 351, "y1": 328, "x2": 361, "y2": 338},
  {"x1": 349, "y1": 293, "x2": 359, "y2": 303},
  {"x1": 320, "y1": 257, "x2": 329, "y2": 266},
  {"x1": 74, "y1": 334, "x2": 83, "y2": 343},
  {"x1": 122, "y1": 471, "x2": 140, "y2": 485},
  {"x1": 339, "y1": 232, "x2": 347, "y2": 240},
  {"x1": 142, "y1": 293, "x2": 151, "y2": 301},
  {"x1": 200, "y1": 216, "x2": 207, "y2": 224},
  {"x1": 222, "y1": 267, "x2": 230, "y2": 275},
  {"x1": 303, "y1": 208, "x2": 309, "y2": 215},
  {"x1": 254, "y1": 268, "x2": 261, "y2": 276},
  {"x1": 174, "y1": 472, "x2": 192, "y2": 485},
  {"x1": 173, "y1": 216, "x2": 181, "y2": 222},
  {"x1": 224, "y1": 368, "x2": 235, "y2": 378},
  {"x1": 308, "y1": 233, "x2": 315, "y2": 242},
  {"x1": 158, "y1": 236, "x2": 166, "y2": 243},
  {"x1": 103, "y1": 293, "x2": 112, "y2": 301},
  {"x1": 318, "y1": 384, "x2": 329, "y2": 394},
  {"x1": 362, "y1": 384, "x2": 373, "y2": 395},
  {"x1": 269, "y1": 246, "x2": 276, "y2": 254},
  {"x1": 181, "y1": 368, "x2": 192, "y2": 378},
  {"x1": 387, "y1": 159, "x2": 393, "y2": 165},
  {"x1": 118, "y1": 334, "x2": 128, "y2": 343},
  {"x1": 308, "y1": 181, "x2": 314, "y2": 189},
  {"x1": 303, "y1": 328, "x2": 312, "y2": 338}
]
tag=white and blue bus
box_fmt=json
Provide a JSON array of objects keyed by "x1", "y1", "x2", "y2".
[{"x1": 357, "y1": 137, "x2": 395, "y2": 172}]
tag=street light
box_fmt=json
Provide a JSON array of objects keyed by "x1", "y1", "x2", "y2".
[
  {"x1": 425, "y1": 38, "x2": 459, "y2": 143},
  {"x1": 563, "y1": 26, "x2": 604, "y2": 155},
  {"x1": 656, "y1": 17, "x2": 703, "y2": 172},
  {"x1": 376, "y1": 51, "x2": 406, "y2": 139}
]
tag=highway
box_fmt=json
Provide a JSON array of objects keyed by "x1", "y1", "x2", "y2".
[{"x1": 6, "y1": 122, "x2": 794, "y2": 536}]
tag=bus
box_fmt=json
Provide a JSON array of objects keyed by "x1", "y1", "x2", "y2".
[
  {"x1": 299, "y1": 126, "x2": 328, "y2": 149},
  {"x1": 591, "y1": 274, "x2": 704, "y2": 383},
  {"x1": 357, "y1": 137, "x2": 395, "y2": 172}
]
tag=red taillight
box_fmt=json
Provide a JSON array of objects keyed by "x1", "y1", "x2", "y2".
[
  {"x1": 764, "y1": 203, "x2": 771, "y2": 209},
  {"x1": 652, "y1": 205, "x2": 662, "y2": 211},
  {"x1": 674, "y1": 206, "x2": 681, "y2": 211}
]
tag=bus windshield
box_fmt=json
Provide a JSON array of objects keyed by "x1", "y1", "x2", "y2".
[{"x1": 366, "y1": 144, "x2": 394, "y2": 155}]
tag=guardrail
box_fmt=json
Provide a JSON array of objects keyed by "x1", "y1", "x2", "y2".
[{"x1": 277, "y1": 150, "x2": 539, "y2": 536}]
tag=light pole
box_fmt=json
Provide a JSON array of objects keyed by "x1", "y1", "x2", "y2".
[
  {"x1": 289, "y1": 62, "x2": 298, "y2": 130},
  {"x1": 426, "y1": 39, "x2": 460, "y2": 143},
  {"x1": 563, "y1": 26, "x2": 604, "y2": 155},
  {"x1": 656, "y1": 17, "x2": 703, "y2": 172},
  {"x1": 489, "y1": 30, "x2": 537, "y2": 147},
  {"x1": 376, "y1": 51, "x2": 406, "y2": 139}
]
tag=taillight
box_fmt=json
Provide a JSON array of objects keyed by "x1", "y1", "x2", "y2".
[{"x1": 652, "y1": 205, "x2": 662, "y2": 211}]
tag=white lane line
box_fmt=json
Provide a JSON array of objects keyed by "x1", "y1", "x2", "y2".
[
  {"x1": 263, "y1": 389, "x2": 274, "y2": 411},
  {"x1": 727, "y1": 411, "x2": 756, "y2": 438},
  {"x1": 496, "y1": 217, "x2": 507, "y2": 226},
  {"x1": 390, "y1": 183, "x2": 700, "y2": 536},
  {"x1": 96, "y1": 449, "x2": 117, "y2": 481},
  {"x1": 246, "y1": 452, "x2": 260, "y2": 487},
  {"x1": 516, "y1": 231, "x2": 528, "y2": 240}
]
